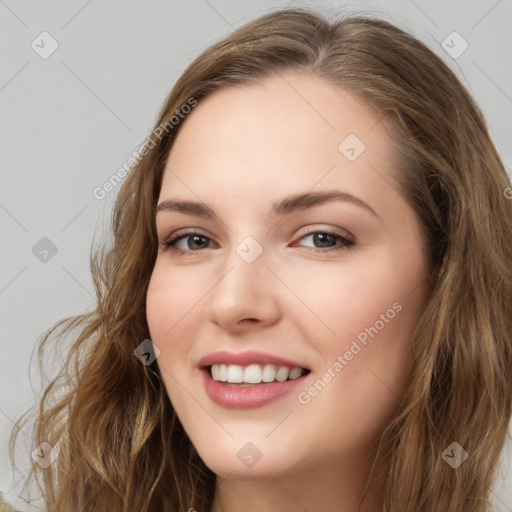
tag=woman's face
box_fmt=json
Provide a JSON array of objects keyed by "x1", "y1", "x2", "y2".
[{"x1": 146, "y1": 71, "x2": 430, "y2": 480}]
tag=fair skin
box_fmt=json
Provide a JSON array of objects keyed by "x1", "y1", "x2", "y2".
[{"x1": 146, "y1": 71, "x2": 431, "y2": 512}]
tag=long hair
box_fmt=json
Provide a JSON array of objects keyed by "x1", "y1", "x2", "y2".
[{"x1": 10, "y1": 7, "x2": 512, "y2": 512}]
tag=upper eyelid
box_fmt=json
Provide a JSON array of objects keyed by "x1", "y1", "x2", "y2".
[
  {"x1": 168, "y1": 227, "x2": 210, "y2": 238},
  {"x1": 295, "y1": 224, "x2": 354, "y2": 240}
]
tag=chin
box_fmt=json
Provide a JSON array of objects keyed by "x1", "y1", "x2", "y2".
[
  {"x1": 188, "y1": 432, "x2": 308, "y2": 480},
  {"x1": 200, "y1": 452, "x2": 296, "y2": 480}
]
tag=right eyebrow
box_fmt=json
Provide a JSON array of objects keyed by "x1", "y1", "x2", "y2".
[{"x1": 155, "y1": 199, "x2": 215, "y2": 219}]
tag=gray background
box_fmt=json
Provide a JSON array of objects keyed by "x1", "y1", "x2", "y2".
[{"x1": 1, "y1": 0, "x2": 511, "y2": 510}]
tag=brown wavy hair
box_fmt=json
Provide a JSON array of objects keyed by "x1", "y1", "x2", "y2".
[{"x1": 10, "y1": 7, "x2": 512, "y2": 512}]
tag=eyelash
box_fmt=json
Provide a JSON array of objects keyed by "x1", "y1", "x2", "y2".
[{"x1": 160, "y1": 229, "x2": 355, "y2": 255}]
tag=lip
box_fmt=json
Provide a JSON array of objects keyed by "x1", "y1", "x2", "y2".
[
  {"x1": 197, "y1": 350, "x2": 310, "y2": 370},
  {"x1": 197, "y1": 350, "x2": 311, "y2": 409},
  {"x1": 200, "y1": 368, "x2": 310, "y2": 409}
]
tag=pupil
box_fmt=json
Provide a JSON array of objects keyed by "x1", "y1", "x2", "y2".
[
  {"x1": 314, "y1": 233, "x2": 335, "y2": 248},
  {"x1": 190, "y1": 235, "x2": 208, "y2": 249}
]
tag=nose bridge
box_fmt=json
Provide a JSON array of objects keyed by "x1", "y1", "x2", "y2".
[
  {"x1": 215, "y1": 236, "x2": 268, "y2": 303},
  {"x1": 220, "y1": 232, "x2": 268, "y2": 287},
  {"x1": 206, "y1": 234, "x2": 279, "y2": 327}
]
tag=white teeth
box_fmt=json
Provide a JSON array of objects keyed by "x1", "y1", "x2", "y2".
[
  {"x1": 226, "y1": 364, "x2": 244, "y2": 383},
  {"x1": 210, "y1": 363, "x2": 306, "y2": 384},
  {"x1": 288, "y1": 367, "x2": 302, "y2": 380},
  {"x1": 275, "y1": 366, "x2": 289, "y2": 382},
  {"x1": 218, "y1": 364, "x2": 227, "y2": 381},
  {"x1": 244, "y1": 364, "x2": 262, "y2": 383},
  {"x1": 262, "y1": 364, "x2": 277, "y2": 382}
]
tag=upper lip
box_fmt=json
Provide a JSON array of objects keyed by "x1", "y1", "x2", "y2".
[{"x1": 198, "y1": 350, "x2": 310, "y2": 370}]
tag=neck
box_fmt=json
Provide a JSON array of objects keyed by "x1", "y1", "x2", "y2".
[{"x1": 209, "y1": 456, "x2": 385, "y2": 512}]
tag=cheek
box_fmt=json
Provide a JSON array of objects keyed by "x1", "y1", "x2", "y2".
[
  {"x1": 146, "y1": 267, "x2": 193, "y2": 388},
  {"x1": 146, "y1": 263, "x2": 201, "y2": 341},
  {"x1": 283, "y1": 249, "x2": 425, "y2": 418},
  {"x1": 276, "y1": 248, "x2": 419, "y2": 349},
  {"x1": 146, "y1": 263, "x2": 206, "y2": 406}
]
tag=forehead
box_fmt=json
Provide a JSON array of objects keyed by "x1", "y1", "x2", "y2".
[{"x1": 160, "y1": 71, "x2": 399, "y2": 209}]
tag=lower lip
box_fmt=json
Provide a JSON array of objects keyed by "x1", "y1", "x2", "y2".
[{"x1": 201, "y1": 368, "x2": 309, "y2": 409}]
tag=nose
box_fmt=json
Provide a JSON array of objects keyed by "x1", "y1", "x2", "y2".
[{"x1": 205, "y1": 245, "x2": 281, "y2": 332}]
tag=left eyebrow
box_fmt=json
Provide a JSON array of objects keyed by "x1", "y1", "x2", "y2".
[
  {"x1": 270, "y1": 190, "x2": 380, "y2": 219},
  {"x1": 155, "y1": 190, "x2": 380, "y2": 220}
]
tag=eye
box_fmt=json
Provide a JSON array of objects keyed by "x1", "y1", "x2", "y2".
[
  {"x1": 294, "y1": 229, "x2": 355, "y2": 252},
  {"x1": 161, "y1": 231, "x2": 215, "y2": 253}
]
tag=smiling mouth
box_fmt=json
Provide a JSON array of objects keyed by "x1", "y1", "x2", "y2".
[{"x1": 208, "y1": 363, "x2": 310, "y2": 386}]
